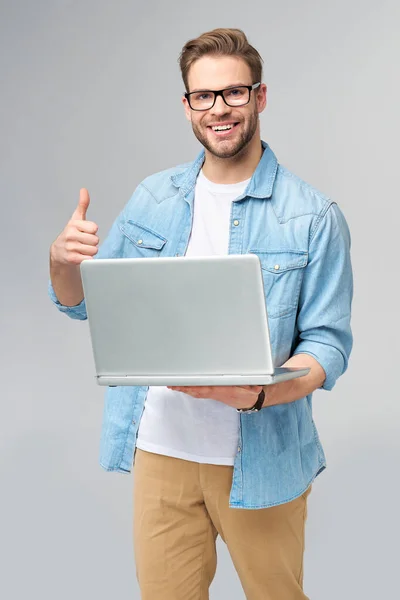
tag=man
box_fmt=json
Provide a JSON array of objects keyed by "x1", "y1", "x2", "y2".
[{"x1": 49, "y1": 28, "x2": 353, "y2": 600}]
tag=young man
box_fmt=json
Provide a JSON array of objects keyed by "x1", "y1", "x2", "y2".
[{"x1": 49, "y1": 28, "x2": 353, "y2": 600}]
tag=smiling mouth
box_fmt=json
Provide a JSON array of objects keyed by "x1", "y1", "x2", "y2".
[{"x1": 208, "y1": 122, "x2": 240, "y2": 135}]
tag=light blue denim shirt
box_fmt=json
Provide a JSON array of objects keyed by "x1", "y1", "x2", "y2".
[{"x1": 48, "y1": 141, "x2": 353, "y2": 509}]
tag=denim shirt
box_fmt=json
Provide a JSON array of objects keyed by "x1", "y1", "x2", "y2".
[{"x1": 48, "y1": 141, "x2": 353, "y2": 509}]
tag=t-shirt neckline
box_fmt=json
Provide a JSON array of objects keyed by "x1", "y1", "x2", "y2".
[{"x1": 197, "y1": 169, "x2": 251, "y2": 194}]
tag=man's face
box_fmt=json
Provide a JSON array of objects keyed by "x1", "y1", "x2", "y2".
[{"x1": 182, "y1": 55, "x2": 266, "y2": 159}]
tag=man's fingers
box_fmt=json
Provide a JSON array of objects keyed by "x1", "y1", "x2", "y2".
[
  {"x1": 71, "y1": 219, "x2": 98, "y2": 234},
  {"x1": 72, "y1": 231, "x2": 100, "y2": 246},
  {"x1": 71, "y1": 188, "x2": 90, "y2": 221},
  {"x1": 67, "y1": 253, "x2": 94, "y2": 265},
  {"x1": 237, "y1": 385, "x2": 263, "y2": 392},
  {"x1": 66, "y1": 242, "x2": 99, "y2": 256}
]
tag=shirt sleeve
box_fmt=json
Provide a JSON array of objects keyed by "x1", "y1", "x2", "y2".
[
  {"x1": 293, "y1": 202, "x2": 353, "y2": 391},
  {"x1": 48, "y1": 202, "x2": 129, "y2": 321},
  {"x1": 48, "y1": 278, "x2": 88, "y2": 320}
]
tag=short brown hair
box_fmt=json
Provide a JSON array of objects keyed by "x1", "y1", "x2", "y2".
[{"x1": 178, "y1": 28, "x2": 263, "y2": 92}]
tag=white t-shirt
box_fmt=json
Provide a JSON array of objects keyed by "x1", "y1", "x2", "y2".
[{"x1": 135, "y1": 169, "x2": 251, "y2": 465}]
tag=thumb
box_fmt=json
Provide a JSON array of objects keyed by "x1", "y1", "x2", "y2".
[{"x1": 72, "y1": 188, "x2": 90, "y2": 221}]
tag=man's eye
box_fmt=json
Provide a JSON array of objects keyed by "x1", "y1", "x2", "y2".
[
  {"x1": 226, "y1": 88, "x2": 245, "y2": 97},
  {"x1": 195, "y1": 93, "x2": 211, "y2": 101}
]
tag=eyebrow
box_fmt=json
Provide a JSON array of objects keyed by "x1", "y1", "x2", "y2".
[{"x1": 190, "y1": 83, "x2": 249, "y2": 93}]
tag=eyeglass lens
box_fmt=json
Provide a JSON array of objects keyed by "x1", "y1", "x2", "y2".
[{"x1": 189, "y1": 87, "x2": 250, "y2": 110}]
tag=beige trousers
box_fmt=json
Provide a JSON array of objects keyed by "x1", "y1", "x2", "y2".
[{"x1": 133, "y1": 448, "x2": 311, "y2": 600}]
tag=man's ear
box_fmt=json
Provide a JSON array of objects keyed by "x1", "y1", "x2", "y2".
[
  {"x1": 182, "y1": 96, "x2": 192, "y2": 122},
  {"x1": 257, "y1": 84, "x2": 267, "y2": 114}
]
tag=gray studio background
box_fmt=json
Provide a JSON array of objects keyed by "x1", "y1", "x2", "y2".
[{"x1": 1, "y1": 1, "x2": 399, "y2": 598}]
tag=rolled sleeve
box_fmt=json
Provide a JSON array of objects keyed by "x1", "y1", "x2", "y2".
[
  {"x1": 48, "y1": 279, "x2": 87, "y2": 320},
  {"x1": 293, "y1": 202, "x2": 353, "y2": 391}
]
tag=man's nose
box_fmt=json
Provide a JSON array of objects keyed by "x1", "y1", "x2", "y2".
[{"x1": 211, "y1": 94, "x2": 231, "y2": 116}]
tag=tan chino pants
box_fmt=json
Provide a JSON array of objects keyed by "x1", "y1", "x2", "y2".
[{"x1": 133, "y1": 448, "x2": 311, "y2": 600}]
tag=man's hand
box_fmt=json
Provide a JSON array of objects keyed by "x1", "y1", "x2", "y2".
[
  {"x1": 49, "y1": 188, "x2": 100, "y2": 307},
  {"x1": 167, "y1": 385, "x2": 263, "y2": 410},
  {"x1": 168, "y1": 355, "x2": 326, "y2": 410},
  {"x1": 50, "y1": 188, "x2": 99, "y2": 266}
]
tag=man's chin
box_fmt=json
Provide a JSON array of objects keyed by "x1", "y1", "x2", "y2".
[
  {"x1": 211, "y1": 149, "x2": 241, "y2": 159},
  {"x1": 192, "y1": 125, "x2": 250, "y2": 159},
  {"x1": 204, "y1": 139, "x2": 244, "y2": 159}
]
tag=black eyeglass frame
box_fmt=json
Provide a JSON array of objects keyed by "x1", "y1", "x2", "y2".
[{"x1": 184, "y1": 82, "x2": 261, "y2": 111}]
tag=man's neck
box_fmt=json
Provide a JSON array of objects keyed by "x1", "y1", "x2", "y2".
[{"x1": 201, "y1": 136, "x2": 263, "y2": 184}]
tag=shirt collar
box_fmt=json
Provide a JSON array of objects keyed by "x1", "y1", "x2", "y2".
[{"x1": 170, "y1": 140, "x2": 278, "y2": 200}]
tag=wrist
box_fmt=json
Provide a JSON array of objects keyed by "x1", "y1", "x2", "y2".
[
  {"x1": 261, "y1": 383, "x2": 277, "y2": 407},
  {"x1": 237, "y1": 389, "x2": 265, "y2": 413}
]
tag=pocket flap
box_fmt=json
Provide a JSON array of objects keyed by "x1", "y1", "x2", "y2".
[
  {"x1": 120, "y1": 220, "x2": 167, "y2": 250},
  {"x1": 250, "y1": 250, "x2": 308, "y2": 273}
]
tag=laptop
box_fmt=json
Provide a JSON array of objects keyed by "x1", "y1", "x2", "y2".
[{"x1": 80, "y1": 254, "x2": 310, "y2": 386}]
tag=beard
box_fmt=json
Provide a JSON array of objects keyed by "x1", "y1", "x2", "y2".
[{"x1": 190, "y1": 105, "x2": 259, "y2": 159}]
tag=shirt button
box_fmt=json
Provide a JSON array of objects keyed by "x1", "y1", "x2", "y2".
[
  {"x1": 237, "y1": 446, "x2": 241, "y2": 452},
  {"x1": 274, "y1": 264, "x2": 280, "y2": 270},
  {"x1": 233, "y1": 220, "x2": 239, "y2": 226},
  {"x1": 137, "y1": 239, "x2": 143, "y2": 245}
]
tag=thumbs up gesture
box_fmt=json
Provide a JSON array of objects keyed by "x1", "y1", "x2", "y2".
[{"x1": 50, "y1": 188, "x2": 99, "y2": 266}]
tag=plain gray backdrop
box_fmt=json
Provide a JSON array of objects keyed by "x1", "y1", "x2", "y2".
[{"x1": 1, "y1": 1, "x2": 399, "y2": 598}]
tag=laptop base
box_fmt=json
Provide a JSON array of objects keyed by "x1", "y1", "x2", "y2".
[{"x1": 97, "y1": 367, "x2": 310, "y2": 387}]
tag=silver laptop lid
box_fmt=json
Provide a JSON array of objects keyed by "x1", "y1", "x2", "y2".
[{"x1": 80, "y1": 254, "x2": 274, "y2": 377}]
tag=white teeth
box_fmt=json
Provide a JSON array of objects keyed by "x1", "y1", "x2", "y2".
[{"x1": 212, "y1": 124, "x2": 234, "y2": 131}]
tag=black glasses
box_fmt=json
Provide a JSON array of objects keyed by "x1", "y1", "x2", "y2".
[{"x1": 184, "y1": 82, "x2": 261, "y2": 111}]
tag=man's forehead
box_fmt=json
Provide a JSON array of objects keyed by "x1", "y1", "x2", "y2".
[{"x1": 187, "y1": 55, "x2": 252, "y2": 91}]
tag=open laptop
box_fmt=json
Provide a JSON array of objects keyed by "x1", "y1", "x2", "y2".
[{"x1": 80, "y1": 254, "x2": 310, "y2": 386}]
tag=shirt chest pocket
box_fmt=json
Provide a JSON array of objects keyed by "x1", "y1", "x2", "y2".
[
  {"x1": 119, "y1": 220, "x2": 167, "y2": 258},
  {"x1": 249, "y1": 249, "x2": 308, "y2": 319}
]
